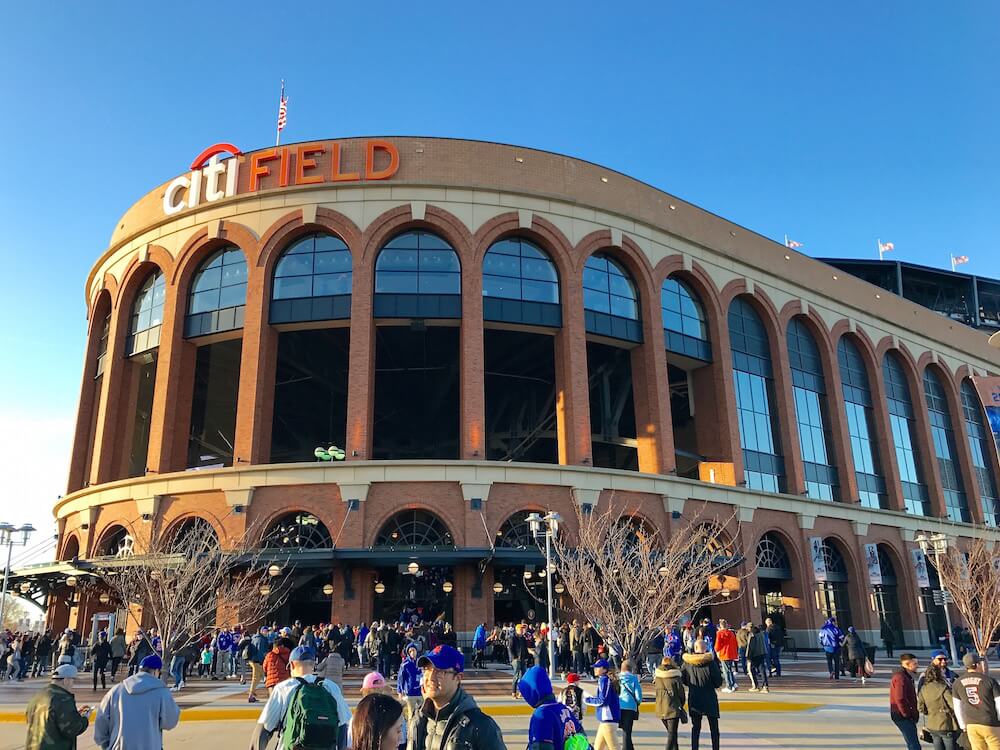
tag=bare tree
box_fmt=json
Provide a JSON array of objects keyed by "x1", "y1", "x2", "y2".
[
  {"x1": 91, "y1": 518, "x2": 290, "y2": 678},
  {"x1": 934, "y1": 534, "x2": 1000, "y2": 662},
  {"x1": 549, "y1": 500, "x2": 747, "y2": 665}
]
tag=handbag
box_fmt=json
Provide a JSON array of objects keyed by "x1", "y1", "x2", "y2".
[
  {"x1": 864, "y1": 658, "x2": 875, "y2": 677},
  {"x1": 919, "y1": 727, "x2": 933, "y2": 744},
  {"x1": 678, "y1": 708, "x2": 688, "y2": 725}
]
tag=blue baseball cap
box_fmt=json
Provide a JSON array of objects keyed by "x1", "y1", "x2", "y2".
[
  {"x1": 417, "y1": 645, "x2": 464, "y2": 673},
  {"x1": 592, "y1": 658, "x2": 611, "y2": 670},
  {"x1": 139, "y1": 654, "x2": 162, "y2": 671},
  {"x1": 289, "y1": 646, "x2": 316, "y2": 662},
  {"x1": 931, "y1": 649, "x2": 948, "y2": 660}
]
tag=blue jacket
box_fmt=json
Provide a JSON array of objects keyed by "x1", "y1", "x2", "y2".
[
  {"x1": 397, "y1": 657, "x2": 422, "y2": 697},
  {"x1": 249, "y1": 634, "x2": 269, "y2": 664},
  {"x1": 664, "y1": 631, "x2": 683, "y2": 661},
  {"x1": 818, "y1": 620, "x2": 843, "y2": 653},
  {"x1": 618, "y1": 671, "x2": 643, "y2": 712},
  {"x1": 518, "y1": 666, "x2": 587, "y2": 750},
  {"x1": 474, "y1": 625, "x2": 488, "y2": 650},
  {"x1": 584, "y1": 673, "x2": 621, "y2": 723},
  {"x1": 216, "y1": 631, "x2": 234, "y2": 652}
]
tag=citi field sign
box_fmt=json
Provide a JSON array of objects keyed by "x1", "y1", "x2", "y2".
[{"x1": 163, "y1": 139, "x2": 401, "y2": 216}]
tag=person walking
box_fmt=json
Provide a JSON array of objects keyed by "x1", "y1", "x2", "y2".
[
  {"x1": 714, "y1": 620, "x2": 739, "y2": 693},
  {"x1": 764, "y1": 616, "x2": 784, "y2": 677},
  {"x1": 91, "y1": 632, "x2": 112, "y2": 691},
  {"x1": 682, "y1": 640, "x2": 723, "y2": 750},
  {"x1": 25, "y1": 664, "x2": 91, "y2": 750},
  {"x1": 473, "y1": 623, "x2": 488, "y2": 670},
  {"x1": 518, "y1": 664, "x2": 588, "y2": 750},
  {"x1": 746, "y1": 625, "x2": 769, "y2": 693},
  {"x1": 509, "y1": 624, "x2": 530, "y2": 699},
  {"x1": 405, "y1": 644, "x2": 506, "y2": 750},
  {"x1": 317, "y1": 646, "x2": 346, "y2": 690},
  {"x1": 352, "y1": 692, "x2": 405, "y2": 750},
  {"x1": 881, "y1": 619, "x2": 896, "y2": 660},
  {"x1": 559, "y1": 673, "x2": 585, "y2": 728},
  {"x1": 397, "y1": 643, "x2": 423, "y2": 724},
  {"x1": 108, "y1": 629, "x2": 126, "y2": 680},
  {"x1": 951, "y1": 652, "x2": 1000, "y2": 750},
  {"x1": 247, "y1": 626, "x2": 270, "y2": 703},
  {"x1": 843, "y1": 627, "x2": 868, "y2": 684},
  {"x1": 618, "y1": 660, "x2": 642, "y2": 750},
  {"x1": 654, "y1": 657, "x2": 686, "y2": 750},
  {"x1": 818, "y1": 617, "x2": 844, "y2": 680},
  {"x1": 252, "y1": 646, "x2": 351, "y2": 750},
  {"x1": 918, "y1": 662, "x2": 962, "y2": 750},
  {"x1": 263, "y1": 640, "x2": 291, "y2": 694},
  {"x1": 94, "y1": 654, "x2": 180, "y2": 750},
  {"x1": 33, "y1": 631, "x2": 53, "y2": 678},
  {"x1": 584, "y1": 658, "x2": 621, "y2": 750},
  {"x1": 735, "y1": 623, "x2": 750, "y2": 675},
  {"x1": 889, "y1": 652, "x2": 922, "y2": 750}
]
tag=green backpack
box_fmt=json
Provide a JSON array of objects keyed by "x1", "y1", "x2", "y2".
[
  {"x1": 565, "y1": 734, "x2": 590, "y2": 750},
  {"x1": 281, "y1": 677, "x2": 340, "y2": 750}
]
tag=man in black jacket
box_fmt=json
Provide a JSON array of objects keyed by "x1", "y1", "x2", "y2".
[
  {"x1": 408, "y1": 645, "x2": 506, "y2": 750},
  {"x1": 952, "y1": 652, "x2": 1000, "y2": 749},
  {"x1": 508, "y1": 624, "x2": 529, "y2": 699}
]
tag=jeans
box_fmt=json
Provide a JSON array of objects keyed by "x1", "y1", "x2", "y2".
[
  {"x1": 720, "y1": 659, "x2": 737, "y2": 690},
  {"x1": 511, "y1": 659, "x2": 525, "y2": 694},
  {"x1": 214, "y1": 651, "x2": 231, "y2": 678},
  {"x1": 770, "y1": 645, "x2": 782, "y2": 676},
  {"x1": 737, "y1": 646, "x2": 747, "y2": 674},
  {"x1": 891, "y1": 716, "x2": 921, "y2": 750},
  {"x1": 749, "y1": 656, "x2": 769, "y2": 689},
  {"x1": 170, "y1": 656, "x2": 185, "y2": 688},
  {"x1": 825, "y1": 650, "x2": 841, "y2": 678},
  {"x1": 378, "y1": 654, "x2": 391, "y2": 678},
  {"x1": 573, "y1": 651, "x2": 587, "y2": 675},
  {"x1": 928, "y1": 729, "x2": 961, "y2": 750},
  {"x1": 619, "y1": 708, "x2": 637, "y2": 750},
  {"x1": 690, "y1": 711, "x2": 720, "y2": 750},
  {"x1": 661, "y1": 718, "x2": 680, "y2": 750}
]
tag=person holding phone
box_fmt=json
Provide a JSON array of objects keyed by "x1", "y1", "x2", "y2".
[{"x1": 25, "y1": 664, "x2": 91, "y2": 750}]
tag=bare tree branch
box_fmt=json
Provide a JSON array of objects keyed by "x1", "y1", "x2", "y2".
[{"x1": 935, "y1": 535, "x2": 1000, "y2": 661}]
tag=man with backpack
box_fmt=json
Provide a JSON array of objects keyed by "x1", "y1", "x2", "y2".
[{"x1": 253, "y1": 646, "x2": 351, "y2": 750}]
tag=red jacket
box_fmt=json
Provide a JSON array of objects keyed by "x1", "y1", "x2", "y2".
[
  {"x1": 714, "y1": 628, "x2": 738, "y2": 662},
  {"x1": 263, "y1": 645, "x2": 291, "y2": 688},
  {"x1": 890, "y1": 668, "x2": 918, "y2": 721}
]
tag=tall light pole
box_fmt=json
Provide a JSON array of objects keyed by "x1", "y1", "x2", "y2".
[
  {"x1": 526, "y1": 511, "x2": 560, "y2": 681},
  {"x1": 0, "y1": 523, "x2": 35, "y2": 630},
  {"x1": 916, "y1": 533, "x2": 959, "y2": 666}
]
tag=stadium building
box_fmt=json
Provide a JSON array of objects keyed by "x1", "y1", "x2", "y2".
[{"x1": 22, "y1": 136, "x2": 1000, "y2": 647}]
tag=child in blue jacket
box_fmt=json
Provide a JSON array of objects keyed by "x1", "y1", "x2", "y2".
[
  {"x1": 519, "y1": 665, "x2": 589, "y2": 750},
  {"x1": 585, "y1": 659, "x2": 621, "y2": 750}
]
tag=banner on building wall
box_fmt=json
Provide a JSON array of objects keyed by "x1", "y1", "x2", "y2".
[
  {"x1": 912, "y1": 548, "x2": 931, "y2": 588},
  {"x1": 972, "y1": 377, "x2": 1000, "y2": 453},
  {"x1": 865, "y1": 543, "x2": 882, "y2": 586},
  {"x1": 810, "y1": 537, "x2": 827, "y2": 583}
]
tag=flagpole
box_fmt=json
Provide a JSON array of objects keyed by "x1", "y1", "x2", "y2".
[
  {"x1": 878, "y1": 238, "x2": 883, "y2": 261},
  {"x1": 950, "y1": 255, "x2": 956, "y2": 273}
]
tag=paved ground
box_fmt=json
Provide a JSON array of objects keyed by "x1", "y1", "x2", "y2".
[{"x1": 0, "y1": 653, "x2": 923, "y2": 749}]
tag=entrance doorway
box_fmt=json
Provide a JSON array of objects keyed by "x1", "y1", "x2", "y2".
[{"x1": 372, "y1": 565, "x2": 454, "y2": 625}]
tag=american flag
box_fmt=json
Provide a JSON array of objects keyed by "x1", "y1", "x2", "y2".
[
  {"x1": 786, "y1": 238, "x2": 803, "y2": 249},
  {"x1": 277, "y1": 81, "x2": 288, "y2": 133},
  {"x1": 953, "y1": 255, "x2": 969, "y2": 265},
  {"x1": 878, "y1": 241, "x2": 894, "y2": 253}
]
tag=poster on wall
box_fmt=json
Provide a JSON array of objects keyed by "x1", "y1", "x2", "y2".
[
  {"x1": 810, "y1": 536, "x2": 828, "y2": 583},
  {"x1": 972, "y1": 376, "x2": 1000, "y2": 453},
  {"x1": 865, "y1": 543, "x2": 883, "y2": 586},
  {"x1": 912, "y1": 548, "x2": 931, "y2": 588}
]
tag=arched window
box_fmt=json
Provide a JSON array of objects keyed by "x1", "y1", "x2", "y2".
[
  {"x1": 729, "y1": 297, "x2": 784, "y2": 492},
  {"x1": 271, "y1": 233, "x2": 352, "y2": 324},
  {"x1": 374, "y1": 510, "x2": 454, "y2": 549},
  {"x1": 693, "y1": 524, "x2": 736, "y2": 562},
  {"x1": 923, "y1": 369, "x2": 970, "y2": 522},
  {"x1": 126, "y1": 271, "x2": 166, "y2": 355},
  {"x1": 837, "y1": 338, "x2": 887, "y2": 509},
  {"x1": 168, "y1": 517, "x2": 218, "y2": 553},
  {"x1": 818, "y1": 538, "x2": 853, "y2": 625},
  {"x1": 263, "y1": 513, "x2": 333, "y2": 550},
  {"x1": 185, "y1": 246, "x2": 247, "y2": 337},
  {"x1": 961, "y1": 380, "x2": 1000, "y2": 525},
  {"x1": 876, "y1": 545, "x2": 898, "y2": 585},
  {"x1": 787, "y1": 319, "x2": 838, "y2": 501},
  {"x1": 61, "y1": 536, "x2": 80, "y2": 562},
  {"x1": 583, "y1": 253, "x2": 641, "y2": 342},
  {"x1": 495, "y1": 511, "x2": 535, "y2": 549},
  {"x1": 661, "y1": 277, "x2": 709, "y2": 360},
  {"x1": 755, "y1": 533, "x2": 792, "y2": 578},
  {"x1": 820, "y1": 539, "x2": 848, "y2": 581},
  {"x1": 98, "y1": 526, "x2": 134, "y2": 557},
  {"x1": 374, "y1": 231, "x2": 461, "y2": 318},
  {"x1": 883, "y1": 353, "x2": 929, "y2": 516},
  {"x1": 482, "y1": 238, "x2": 560, "y2": 327}
]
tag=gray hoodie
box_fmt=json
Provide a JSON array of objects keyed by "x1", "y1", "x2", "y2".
[{"x1": 94, "y1": 671, "x2": 180, "y2": 749}]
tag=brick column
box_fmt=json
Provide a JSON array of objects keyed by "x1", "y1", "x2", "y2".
[
  {"x1": 700, "y1": 309, "x2": 742, "y2": 469},
  {"x1": 67, "y1": 301, "x2": 108, "y2": 493},
  {"x1": 771, "y1": 335, "x2": 806, "y2": 496},
  {"x1": 90, "y1": 296, "x2": 132, "y2": 485},
  {"x1": 909, "y1": 369, "x2": 948, "y2": 519},
  {"x1": 818, "y1": 337, "x2": 859, "y2": 504},
  {"x1": 345, "y1": 262, "x2": 375, "y2": 460},
  {"x1": 554, "y1": 269, "x2": 591, "y2": 465},
  {"x1": 234, "y1": 261, "x2": 277, "y2": 464},
  {"x1": 460, "y1": 262, "x2": 486, "y2": 459},
  {"x1": 868, "y1": 354, "x2": 907, "y2": 513},
  {"x1": 941, "y1": 372, "x2": 985, "y2": 524},
  {"x1": 631, "y1": 301, "x2": 674, "y2": 475}
]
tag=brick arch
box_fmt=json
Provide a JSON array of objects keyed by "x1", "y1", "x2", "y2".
[
  {"x1": 653, "y1": 258, "x2": 725, "y2": 325},
  {"x1": 870, "y1": 539, "x2": 923, "y2": 634},
  {"x1": 167, "y1": 231, "x2": 253, "y2": 322},
  {"x1": 169, "y1": 221, "x2": 257, "y2": 288},
  {"x1": 574, "y1": 230, "x2": 658, "y2": 313},
  {"x1": 255, "y1": 507, "x2": 339, "y2": 548},
  {"x1": 160, "y1": 512, "x2": 226, "y2": 548},
  {"x1": 92, "y1": 522, "x2": 132, "y2": 557},
  {"x1": 367, "y1": 504, "x2": 461, "y2": 549},
  {"x1": 257, "y1": 207, "x2": 363, "y2": 281},
  {"x1": 60, "y1": 533, "x2": 81, "y2": 561},
  {"x1": 821, "y1": 533, "x2": 867, "y2": 627},
  {"x1": 89, "y1": 275, "x2": 119, "y2": 321},
  {"x1": 115, "y1": 245, "x2": 173, "y2": 310},
  {"x1": 361, "y1": 204, "x2": 475, "y2": 269},
  {"x1": 754, "y1": 527, "x2": 804, "y2": 572},
  {"x1": 491, "y1": 506, "x2": 548, "y2": 543},
  {"x1": 753, "y1": 527, "x2": 810, "y2": 608},
  {"x1": 779, "y1": 302, "x2": 835, "y2": 352},
  {"x1": 473, "y1": 212, "x2": 576, "y2": 290}
]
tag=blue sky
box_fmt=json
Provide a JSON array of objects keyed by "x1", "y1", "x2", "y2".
[{"x1": 0, "y1": 1, "x2": 997, "y2": 550}]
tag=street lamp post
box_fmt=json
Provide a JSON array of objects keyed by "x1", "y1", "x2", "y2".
[
  {"x1": 0, "y1": 523, "x2": 35, "y2": 630},
  {"x1": 916, "y1": 533, "x2": 959, "y2": 665},
  {"x1": 526, "y1": 511, "x2": 560, "y2": 681}
]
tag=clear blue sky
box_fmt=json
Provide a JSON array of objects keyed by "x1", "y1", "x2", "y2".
[{"x1": 0, "y1": 1, "x2": 997, "y2": 549}]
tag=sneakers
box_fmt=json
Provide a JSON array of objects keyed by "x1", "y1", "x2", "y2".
[
  {"x1": 761, "y1": 687, "x2": 769, "y2": 693},
  {"x1": 248, "y1": 695, "x2": 258, "y2": 703},
  {"x1": 179, "y1": 681, "x2": 186, "y2": 689},
  {"x1": 721, "y1": 687, "x2": 733, "y2": 693}
]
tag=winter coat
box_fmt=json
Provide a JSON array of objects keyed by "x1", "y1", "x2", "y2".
[
  {"x1": 25, "y1": 683, "x2": 90, "y2": 750},
  {"x1": 262, "y1": 645, "x2": 290, "y2": 689},
  {"x1": 890, "y1": 668, "x2": 919, "y2": 722},
  {"x1": 519, "y1": 666, "x2": 587, "y2": 750},
  {"x1": 682, "y1": 652, "x2": 723, "y2": 718},
  {"x1": 664, "y1": 630, "x2": 683, "y2": 661},
  {"x1": 91, "y1": 642, "x2": 112, "y2": 668},
  {"x1": 473, "y1": 625, "x2": 487, "y2": 650},
  {"x1": 397, "y1": 656, "x2": 422, "y2": 697},
  {"x1": 818, "y1": 620, "x2": 843, "y2": 653},
  {"x1": 918, "y1": 679, "x2": 961, "y2": 733},
  {"x1": 406, "y1": 686, "x2": 505, "y2": 750},
  {"x1": 735, "y1": 627, "x2": 750, "y2": 649},
  {"x1": 654, "y1": 666, "x2": 686, "y2": 720},
  {"x1": 584, "y1": 673, "x2": 621, "y2": 723},
  {"x1": 316, "y1": 651, "x2": 344, "y2": 688},
  {"x1": 746, "y1": 630, "x2": 768, "y2": 660},
  {"x1": 108, "y1": 636, "x2": 125, "y2": 659},
  {"x1": 248, "y1": 634, "x2": 269, "y2": 665},
  {"x1": 618, "y1": 671, "x2": 643, "y2": 712},
  {"x1": 714, "y1": 629, "x2": 738, "y2": 662},
  {"x1": 844, "y1": 632, "x2": 866, "y2": 661},
  {"x1": 93, "y1": 671, "x2": 180, "y2": 750}
]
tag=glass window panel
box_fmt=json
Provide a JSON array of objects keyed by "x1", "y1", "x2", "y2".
[
  {"x1": 583, "y1": 266, "x2": 609, "y2": 292},
  {"x1": 483, "y1": 276, "x2": 519, "y2": 299},
  {"x1": 608, "y1": 274, "x2": 635, "y2": 299},
  {"x1": 610, "y1": 295, "x2": 637, "y2": 320},
  {"x1": 192, "y1": 266, "x2": 221, "y2": 293},
  {"x1": 220, "y1": 262, "x2": 246, "y2": 287},
  {"x1": 418, "y1": 272, "x2": 461, "y2": 294},
  {"x1": 417, "y1": 233, "x2": 450, "y2": 250},
  {"x1": 273, "y1": 276, "x2": 313, "y2": 299},
  {"x1": 190, "y1": 289, "x2": 221, "y2": 314},
  {"x1": 419, "y1": 249, "x2": 461, "y2": 272},
  {"x1": 375, "y1": 271, "x2": 419, "y2": 294},
  {"x1": 313, "y1": 273, "x2": 352, "y2": 296},
  {"x1": 314, "y1": 251, "x2": 351, "y2": 274},
  {"x1": 584, "y1": 288, "x2": 611, "y2": 314},
  {"x1": 276, "y1": 254, "x2": 313, "y2": 277},
  {"x1": 313, "y1": 234, "x2": 347, "y2": 253},
  {"x1": 521, "y1": 279, "x2": 559, "y2": 303},
  {"x1": 377, "y1": 249, "x2": 418, "y2": 271},
  {"x1": 521, "y1": 257, "x2": 557, "y2": 282},
  {"x1": 218, "y1": 283, "x2": 246, "y2": 309},
  {"x1": 136, "y1": 308, "x2": 152, "y2": 331},
  {"x1": 483, "y1": 253, "x2": 520, "y2": 278}
]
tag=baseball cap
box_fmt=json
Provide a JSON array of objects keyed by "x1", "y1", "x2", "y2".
[
  {"x1": 289, "y1": 646, "x2": 315, "y2": 662},
  {"x1": 566, "y1": 672, "x2": 580, "y2": 684},
  {"x1": 139, "y1": 654, "x2": 163, "y2": 671},
  {"x1": 53, "y1": 664, "x2": 78, "y2": 679},
  {"x1": 417, "y1": 645, "x2": 464, "y2": 673},
  {"x1": 592, "y1": 658, "x2": 611, "y2": 670},
  {"x1": 963, "y1": 653, "x2": 983, "y2": 669},
  {"x1": 930, "y1": 649, "x2": 948, "y2": 660},
  {"x1": 280, "y1": 627, "x2": 292, "y2": 636},
  {"x1": 362, "y1": 671, "x2": 387, "y2": 690}
]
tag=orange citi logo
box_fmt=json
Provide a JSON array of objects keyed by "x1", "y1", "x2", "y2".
[{"x1": 163, "y1": 140, "x2": 401, "y2": 217}]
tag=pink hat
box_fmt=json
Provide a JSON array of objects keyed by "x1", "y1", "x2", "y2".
[{"x1": 362, "y1": 672, "x2": 387, "y2": 690}]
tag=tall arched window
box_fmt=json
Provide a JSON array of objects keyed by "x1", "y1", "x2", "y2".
[
  {"x1": 817, "y1": 538, "x2": 853, "y2": 626},
  {"x1": 185, "y1": 246, "x2": 247, "y2": 337},
  {"x1": 961, "y1": 380, "x2": 1000, "y2": 526},
  {"x1": 374, "y1": 510, "x2": 454, "y2": 549},
  {"x1": 271, "y1": 233, "x2": 352, "y2": 324},
  {"x1": 729, "y1": 297, "x2": 784, "y2": 492},
  {"x1": 883, "y1": 353, "x2": 930, "y2": 516},
  {"x1": 495, "y1": 512, "x2": 535, "y2": 549},
  {"x1": 374, "y1": 231, "x2": 461, "y2": 318},
  {"x1": 482, "y1": 238, "x2": 560, "y2": 327},
  {"x1": 263, "y1": 513, "x2": 333, "y2": 550},
  {"x1": 755, "y1": 533, "x2": 792, "y2": 576},
  {"x1": 126, "y1": 271, "x2": 166, "y2": 355},
  {"x1": 837, "y1": 338, "x2": 887, "y2": 509},
  {"x1": 787, "y1": 319, "x2": 838, "y2": 501},
  {"x1": 661, "y1": 277, "x2": 710, "y2": 361},
  {"x1": 583, "y1": 253, "x2": 641, "y2": 342},
  {"x1": 923, "y1": 370, "x2": 970, "y2": 522}
]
